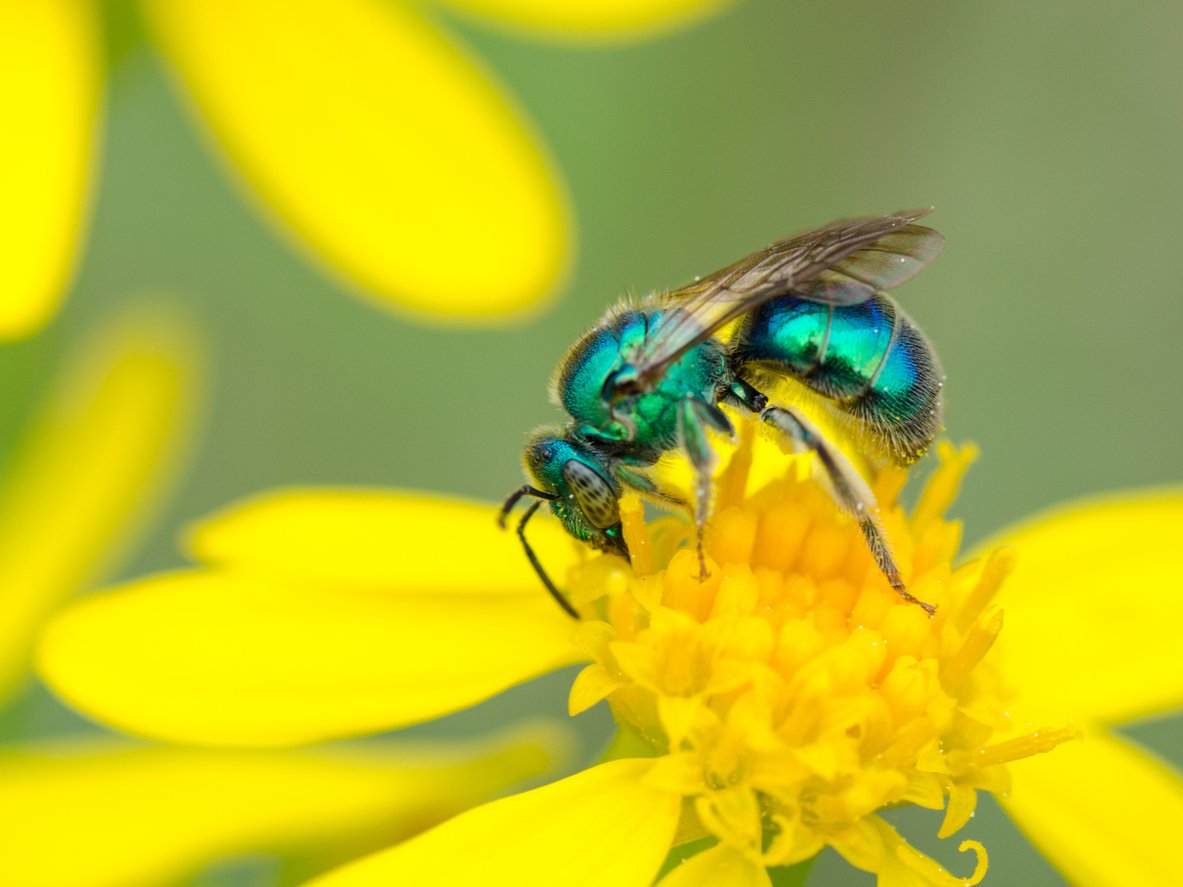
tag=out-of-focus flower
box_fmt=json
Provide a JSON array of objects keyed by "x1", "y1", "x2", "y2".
[
  {"x1": 0, "y1": 309, "x2": 562, "y2": 887},
  {"x1": 0, "y1": 731, "x2": 565, "y2": 887},
  {"x1": 37, "y1": 429, "x2": 1183, "y2": 885},
  {"x1": 0, "y1": 0, "x2": 732, "y2": 339},
  {"x1": 0, "y1": 305, "x2": 199, "y2": 697}
]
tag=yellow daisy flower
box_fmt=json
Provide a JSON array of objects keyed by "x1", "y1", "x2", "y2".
[
  {"x1": 1, "y1": 731, "x2": 569, "y2": 887},
  {"x1": 0, "y1": 310, "x2": 561, "y2": 887},
  {"x1": 0, "y1": 0, "x2": 730, "y2": 339},
  {"x1": 35, "y1": 429, "x2": 1183, "y2": 885},
  {"x1": 0, "y1": 304, "x2": 198, "y2": 698}
]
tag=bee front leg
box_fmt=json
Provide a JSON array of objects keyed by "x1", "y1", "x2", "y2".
[
  {"x1": 614, "y1": 465, "x2": 690, "y2": 512},
  {"x1": 725, "y1": 380, "x2": 934, "y2": 615},
  {"x1": 676, "y1": 399, "x2": 734, "y2": 580}
]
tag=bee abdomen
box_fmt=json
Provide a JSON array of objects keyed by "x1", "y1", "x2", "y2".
[
  {"x1": 733, "y1": 294, "x2": 943, "y2": 464},
  {"x1": 843, "y1": 305, "x2": 943, "y2": 463}
]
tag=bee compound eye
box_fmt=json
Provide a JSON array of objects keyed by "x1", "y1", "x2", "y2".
[{"x1": 561, "y1": 459, "x2": 620, "y2": 529}]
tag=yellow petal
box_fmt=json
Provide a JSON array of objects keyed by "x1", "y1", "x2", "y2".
[
  {"x1": 307, "y1": 759, "x2": 680, "y2": 887},
  {"x1": 832, "y1": 818, "x2": 986, "y2": 887},
  {"x1": 0, "y1": 1, "x2": 102, "y2": 337},
  {"x1": 656, "y1": 844, "x2": 772, "y2": 887},
  {"x1": 980, "y1": 490, "x2": 1183, "y2": 722},
  {"x1": 436, "y1": 0, "x2": 734, "y2": 40},
  {"x1": 0, "y1": 306, "x2": 201, "y2": 699},
  {"x1": 38, "y1": 570, "x2": 583, "y2": 746},
  {"x1": 187, "y1": 488, "x2": 577, "y2": 593},
  {"x1": 1002, "y1": 725, "x2": 1183, "y2": 887},
  {"x1": 0, "y1": 728, "x2": 564, "y2": 887},
  {"x1": 144, "y1": 0, "x2": 569, "y2": 322}
]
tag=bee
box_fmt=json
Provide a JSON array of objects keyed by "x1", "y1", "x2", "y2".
[{"x1": 500, "y1": 209, "x2": 945, "y2": 618}]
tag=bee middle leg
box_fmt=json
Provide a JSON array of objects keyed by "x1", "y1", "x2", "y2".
[
  {"x1": 725, "y1": 379, "x2": 934, "y2": 615},
  {"x1": 676, "y1": 398, "x2": 735, "y2": 579}
]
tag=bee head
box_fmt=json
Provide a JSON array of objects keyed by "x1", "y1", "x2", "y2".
[
  {"x1": 522, "y1": 430, "x2": 623, "y2": 538},
  {"x1": 522, "y1": 429, "x2": 567, "y2": 491}
]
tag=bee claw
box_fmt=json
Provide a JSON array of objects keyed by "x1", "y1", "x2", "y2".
[{"x1": 895, "y1": 583, "x2": 937, "y2": 616}]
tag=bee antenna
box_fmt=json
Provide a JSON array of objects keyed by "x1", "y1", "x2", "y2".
[
  {"x1": 515, "y1": 499, "x2": 579, "y2": 620},
  {"x1": 497, "y1": 484, "x2": 558, "y2": 529}
]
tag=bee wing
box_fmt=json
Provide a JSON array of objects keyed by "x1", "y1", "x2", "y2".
[{"x1": 630, "y1": 209, "x2": 944, "y2": 387}]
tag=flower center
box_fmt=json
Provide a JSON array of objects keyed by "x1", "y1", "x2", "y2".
[{"x1": 567, "y1": 436, "x2": 1076, "y2": 880}]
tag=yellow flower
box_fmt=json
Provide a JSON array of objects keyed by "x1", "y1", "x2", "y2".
[
  {"x1": 35, "y1": 428, "x2": 1183, "y2": 886},
  {"x1": 0, "y1": 0, "x2": 730, "y2": 339},
  {"x1": 1, "y1": 732, "x2": 567, "y2": 887},
  {"x1": 0, "y1": 309, "x2": 561, "y2": 887},
  {"x1": 0, "y1": 305, "x2": 199, "y2": 698}
]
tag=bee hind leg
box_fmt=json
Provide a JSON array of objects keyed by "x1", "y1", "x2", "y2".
[{"x1": 725, "y1": 380, "x2": 934, "y2": 615}]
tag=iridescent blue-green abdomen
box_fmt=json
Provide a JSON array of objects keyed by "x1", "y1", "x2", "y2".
[{"x1": 732, "y1": 293, "x2": 943, "y2": 463}]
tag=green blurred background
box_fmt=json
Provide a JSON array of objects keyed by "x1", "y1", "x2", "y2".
[{"x1": 2, "y1": 1, "x2": 1181, "y2": 884}]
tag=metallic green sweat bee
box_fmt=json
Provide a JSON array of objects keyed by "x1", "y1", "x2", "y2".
[{"x1": 500, "y1": 209, "x2": 945, "y2": 619}]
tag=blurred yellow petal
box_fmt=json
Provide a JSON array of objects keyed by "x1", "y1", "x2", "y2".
[
  {"x1": 1002, "y1": 726, "x2": 1183, "y2": 887},
  {"x1": 437, "y1": 0, "x2": 733, "y2": 40},
  {"x1": 0, "y1": 1, "x2": 102, "y2": 337},
  {"x1": 144, "y1": 0, "x2": 569, "y2": 322},
  {"x1": 832, "y1": 817, "x2": 986, "y2": 887},
  {"x1": 308, "y1": 759, "x2": 680, "y2": 887},
  {"x1": 0, "y1": 306, "x2": 200, "y2": 699},
  {"x1": 188, "y1": 488, "x2": 577, "y2": 593},
  {"x1": 656, "y1": 844, "x2": 772, "y2": 887},
  {"x1": 0, "y1": 728, "x2": 564, "y2": 887},
  {"x1": 39, "y1": 570, "x2": 582, "y2": 746},
  {"x1": 981, "y1": 490, "x2": 1183, "y2": 722}
]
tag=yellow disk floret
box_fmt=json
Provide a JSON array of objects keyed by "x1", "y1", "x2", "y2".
[{"x1": 568, "y1": 439, "x2": 1075, "y2": 883}]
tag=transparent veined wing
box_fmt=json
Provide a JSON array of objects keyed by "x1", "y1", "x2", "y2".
[{"x1": 626, "y1": 209, "x2": 944, "y2": 389}]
